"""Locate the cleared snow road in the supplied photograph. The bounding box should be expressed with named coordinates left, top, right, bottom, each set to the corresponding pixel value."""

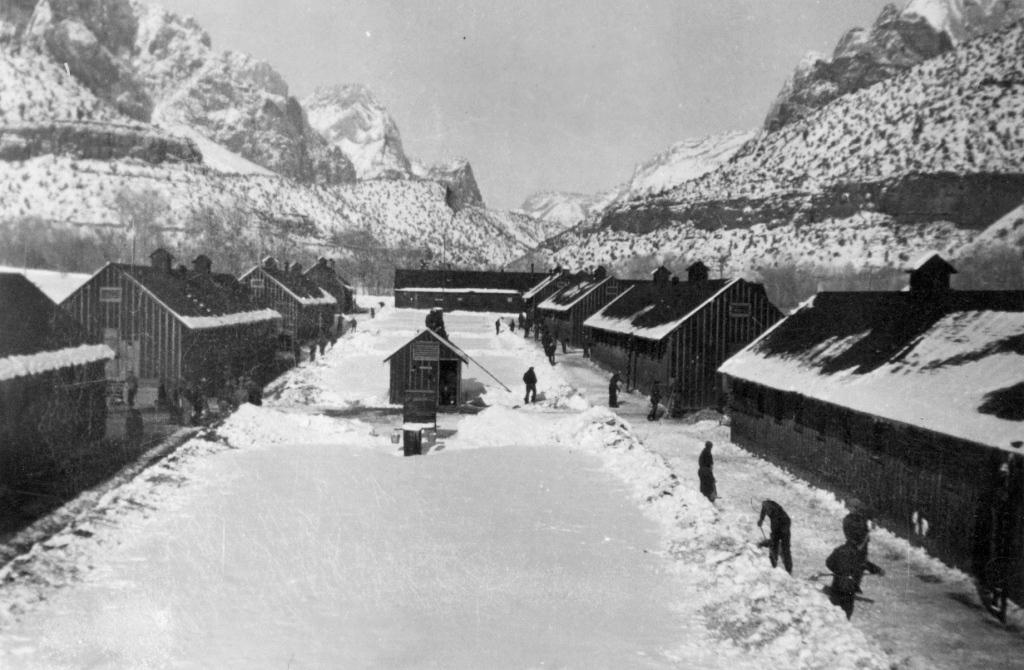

left=0, top=419, right=727, bottom=668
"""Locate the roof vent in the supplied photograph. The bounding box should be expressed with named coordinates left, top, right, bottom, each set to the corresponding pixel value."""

left=193, top=254, right=212, bottom=275
left=149, top=248, right=173, bottom=273
left=262, top=255, right=277, bottom=270
left=593, top=265, right=607, bottom=280
left=905, top=252, right=956, bottom=293
left=687, top=261, right=709, bottom=282
left=651, top=265, right=671, bottom=288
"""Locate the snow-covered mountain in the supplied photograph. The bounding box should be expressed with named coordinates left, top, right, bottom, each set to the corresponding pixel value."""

left=410, top=157, right=484, bottom=209
left=516, top=191, right=617, bottom=231
left=622, top=131, right=756, bottom=198
left=304, top=84, right=411, bottom=181
left=0, top=0, right=355, bottom=184
left=544, top=20, right=1024, bottom=278
left=765, top=0, right=1024, bottom=131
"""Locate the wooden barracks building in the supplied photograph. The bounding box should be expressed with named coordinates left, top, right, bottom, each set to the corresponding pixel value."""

left=584, top=262, right=781, bottom=407
left=240, top=257, right=337, bottom=343
left=536, top=266, right=623, bottom=348
left=393, top=268, right=547, bottom=312
left=62, top=249, right=282, bottom=397
left=718, top=253, right=1024, bottom=603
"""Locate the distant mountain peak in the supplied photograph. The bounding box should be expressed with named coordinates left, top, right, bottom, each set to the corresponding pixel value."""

left=303, top=84, right=411, bottom=180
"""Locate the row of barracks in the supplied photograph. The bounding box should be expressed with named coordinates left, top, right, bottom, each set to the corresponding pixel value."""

left=60, top=249, right=356, bottom=402
left=394, top=262, right=781, bottom=412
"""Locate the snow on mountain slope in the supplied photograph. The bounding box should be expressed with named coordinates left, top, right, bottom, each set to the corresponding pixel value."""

left=0, top=47, right=127, bottom=123
left=516, top=191, right=615, bottom=231
left=904, top=0, right=1024, bottom=43
left=411, top=157, right=484, bottom=208
left=304, top=84, right=411, bottom=180
left=623, top=130, right=755, bottom=198
left=671, top=22, right=1024, bottom=204
left=159, top=122, right=274, bottom=176
left=0, top=155, right=531, bottom=270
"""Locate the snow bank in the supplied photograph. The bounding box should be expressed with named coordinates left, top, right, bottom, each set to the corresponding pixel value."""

left=0, top=344, right=113, bottom=382
left=210, top=403, right=377, bottom=449
left=549, top=408, right=894, bottom=670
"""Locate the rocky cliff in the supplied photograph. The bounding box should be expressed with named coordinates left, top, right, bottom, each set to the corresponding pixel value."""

left=5, top=0, right=355, bottom=184
left=765, top=0, right=1024, bottom=131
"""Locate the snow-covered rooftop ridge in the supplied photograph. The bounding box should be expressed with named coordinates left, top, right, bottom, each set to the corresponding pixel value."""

left=0, top=343, right=114, bottom=382
left=0, top=265, right=90, bottom=303
left=393, top=287, right=520, bottom=295
left=719, top=294, right=1024, bottom=451
left=178, top=308, right=281, bottom=329
left=522, top=273, right=562, bottom=300
left=584, top=280, right=739, bottom=341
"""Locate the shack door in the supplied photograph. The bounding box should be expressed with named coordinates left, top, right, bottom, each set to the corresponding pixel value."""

left=438, top=360, right=459, bottom=406
left=409, top=340, right=440, bottom=401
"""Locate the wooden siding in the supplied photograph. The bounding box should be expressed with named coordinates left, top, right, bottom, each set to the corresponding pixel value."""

left=387, top=332, right=464, bottom=405
left=587, top=279, right=781, bottom=407
left=0, top=359, right=107, bottom=486
left=243, top=268, right=332, bottom=342
left=61, top=264, right=184, bottom=383
left=394, top=290, right=522, bottom=313
left=539, top=279, right=622, bottom=348
left=726, top=378, right=1024, bottom=605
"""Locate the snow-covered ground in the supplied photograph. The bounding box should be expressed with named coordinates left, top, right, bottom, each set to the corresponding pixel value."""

left=0, top=306, right=1021, bottom=668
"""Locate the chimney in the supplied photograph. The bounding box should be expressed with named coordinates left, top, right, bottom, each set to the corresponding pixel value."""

left=192, top=254, right=212, bottom=275
left=316, top=256, right=329, bottom=269
left=906, top=252, right=956, bottom=293
left=687, top=261, right=709, bottom=282
left=290, top=261, right=303, bottom=275
left=651, top=265, right=670, bottom=289
left=149, top=248, right=173, bottom=273
left=262, top=255, right=277, bottom=270
left=593, top=265, right=607, bottom=281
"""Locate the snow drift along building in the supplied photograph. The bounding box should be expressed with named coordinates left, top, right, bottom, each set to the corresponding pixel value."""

left=62, top=249, right=281, bottom=398
left=585, top=262, right=781, bottom=407
left=1, top=273, right=113, bottom=486
left=718, top=253, right=1024, bottom=604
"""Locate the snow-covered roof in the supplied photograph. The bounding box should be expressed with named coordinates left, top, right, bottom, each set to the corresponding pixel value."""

left=584, top=279, right=735, bottom=341
left=241, top=264, right=337, bottom=306
left=719, top=290, right=1024, bottom=452
left=537, top=277, right=610, bottom=313
left=0, top=265, right=90, bottom=303
left=522, top=273, right=561, bottom=300
left=382, top=328, right=469, bottom=364
left=0, top=343, right=114, bottom=383
left=394, top=287, right=520, bottom=295
left=179, top=309, right=282, bottom=329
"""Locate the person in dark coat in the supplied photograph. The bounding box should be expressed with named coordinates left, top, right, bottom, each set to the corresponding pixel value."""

left=522, top=366, right=538, bottom=404
left=125, top=370, right=138, bottom=407
left=523, top=318, right=532, bottom=338
left=757, top=499, right=793, bottom=574
left=971, top=459, right=1014, bottom=621
left=647, top=381, right=662, bottom=421
left=495, top=318, right=501, bottom=335
left=698, top=441, right=717, bottom=502
left=318, top=332, right=327, bottom=356
left=508, top=317, right=515, bottom=333
left=544, top=340, right=556, bottom=365
left=826, top=538, right=884, bottom=619
left=842, top=503, right=875, bottom=593
left=309, top=341, right=317, bottom=362
left=608, top=372, right=621, bottom=408
left=125, top=408, right=144, bottom=447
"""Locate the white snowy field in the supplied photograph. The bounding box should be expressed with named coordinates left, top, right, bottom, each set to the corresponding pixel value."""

left=0, top=305, right=1020, bottom=668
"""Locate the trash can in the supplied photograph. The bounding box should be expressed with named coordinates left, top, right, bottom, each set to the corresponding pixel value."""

left=403, top=428, right=422, bottom=457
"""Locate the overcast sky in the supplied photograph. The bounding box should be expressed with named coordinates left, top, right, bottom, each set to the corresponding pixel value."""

left=157, top=0, right=894, bottom=209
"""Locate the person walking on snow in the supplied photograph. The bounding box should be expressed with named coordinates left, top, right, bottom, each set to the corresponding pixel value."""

left=825, top=538, right=884, bottom=619
left=522, top=366, right=537, bottom=404
left=757, top=499, right=793, bottom=574
left=608, top=372, right=621, bottom=408
left=495, top=318, right=501, bottom=335
left=698, top=441, right=717, bottom=502
left=647, top=381, right=662, bottom=421
left=842, top=502, right=876, bottom=594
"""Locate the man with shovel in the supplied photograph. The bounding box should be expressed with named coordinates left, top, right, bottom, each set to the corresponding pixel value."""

left=757, top=499, right=792, bottom=574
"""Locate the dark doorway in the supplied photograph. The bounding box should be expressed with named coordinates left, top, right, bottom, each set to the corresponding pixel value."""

left=438, top=360, right=459, bottom=406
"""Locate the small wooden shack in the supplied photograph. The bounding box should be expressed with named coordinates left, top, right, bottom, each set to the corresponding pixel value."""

left=584, top=262, right=781, bottom=405
left=1, top=273, right=113, bottom=485
left=718, top=253, right=1024, bottom=604
left=384, top=329, right=468, bottom=408
left=240, top=257, right=337, bottom=343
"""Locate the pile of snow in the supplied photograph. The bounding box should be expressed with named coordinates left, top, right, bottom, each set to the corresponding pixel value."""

left=213, top=402, right=378, bottom=449
left=548, top=408, right=892, bottom=669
